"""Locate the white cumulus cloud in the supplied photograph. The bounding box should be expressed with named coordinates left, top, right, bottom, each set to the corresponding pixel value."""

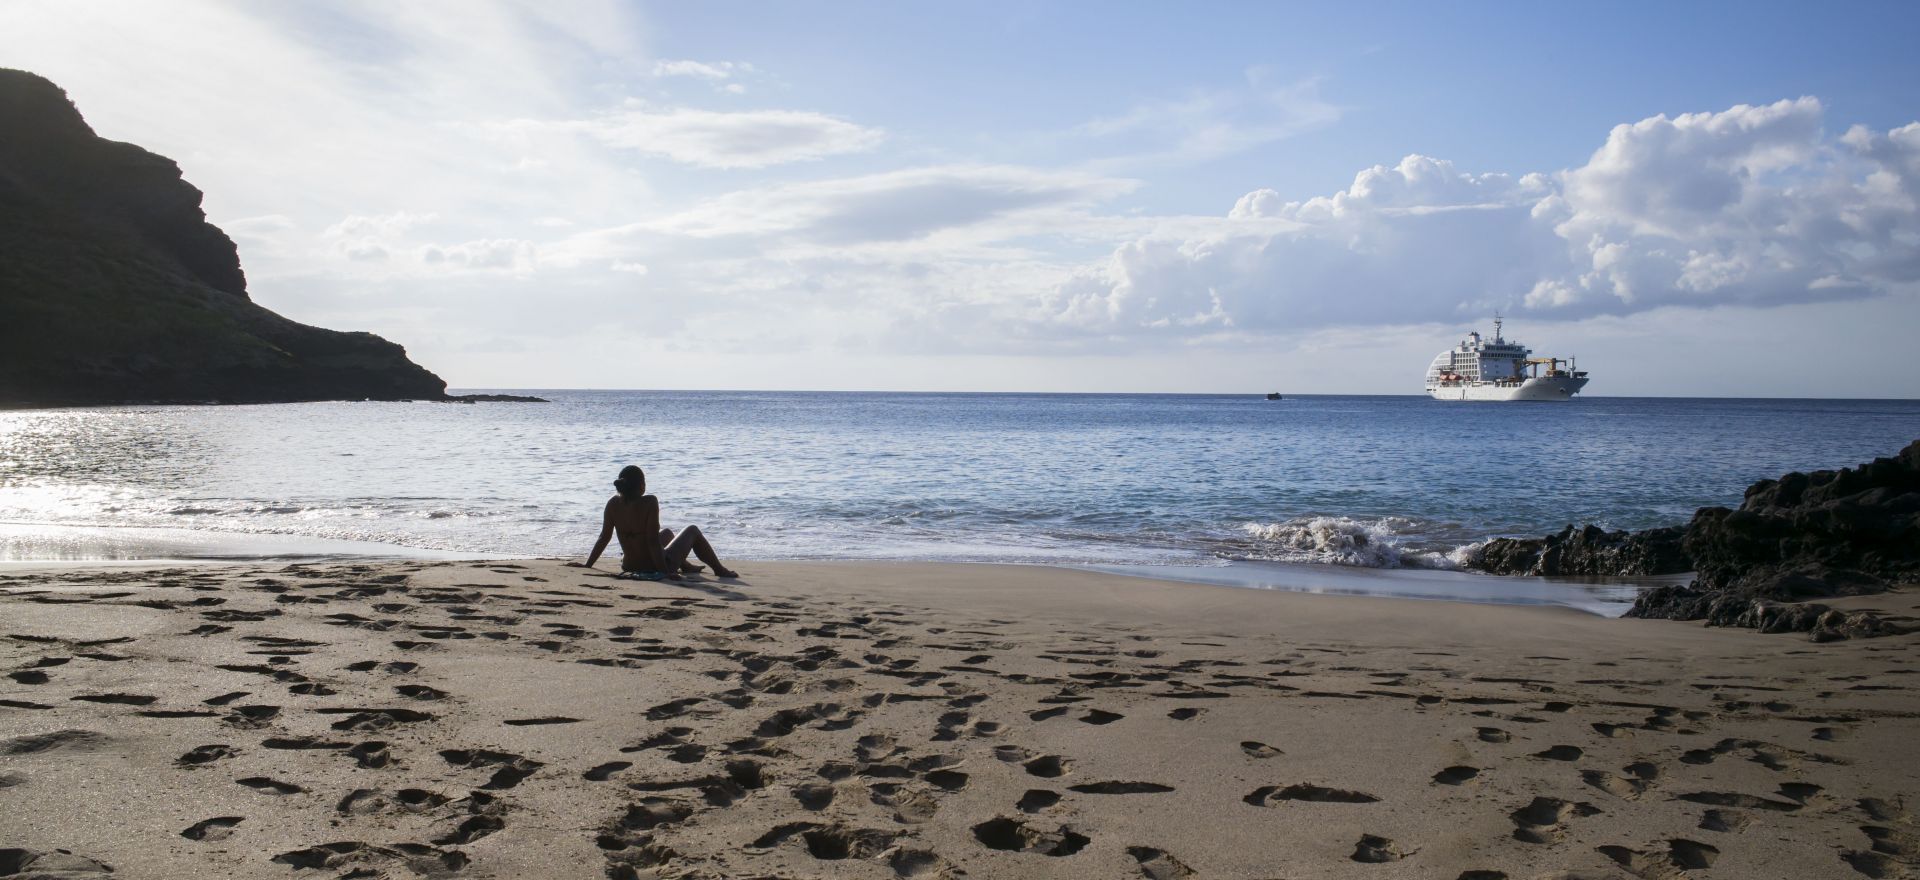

left=1045, top=98, right=1920, bottom=339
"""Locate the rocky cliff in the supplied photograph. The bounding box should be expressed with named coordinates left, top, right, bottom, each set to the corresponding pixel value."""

left=0, top=68, right=451, bottom=406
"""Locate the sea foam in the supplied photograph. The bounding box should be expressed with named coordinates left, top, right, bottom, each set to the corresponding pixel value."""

left=1238, top=517, right=1468, bottom=570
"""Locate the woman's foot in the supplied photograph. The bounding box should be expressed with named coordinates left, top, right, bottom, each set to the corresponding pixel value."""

left=712, top=567, right=740, bottom=579
left=680, top=562, right=705, bottom=575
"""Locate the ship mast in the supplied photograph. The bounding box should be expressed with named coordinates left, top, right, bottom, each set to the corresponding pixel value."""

left=1493, top=313, right=1503, bottom=342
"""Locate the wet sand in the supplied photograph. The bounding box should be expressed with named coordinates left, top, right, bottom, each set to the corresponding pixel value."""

left=1, top=560, right=1916, bottom=879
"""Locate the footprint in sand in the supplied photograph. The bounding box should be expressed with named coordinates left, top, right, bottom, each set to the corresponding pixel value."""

left=237, top=776, right=304, bottom=795
left=1022, top=755, right=1070, bottom=778
left=584, top=761, right=631, bottom=782
left=1509, top=796, right=1601, bottom=844
left=440, top=748, right=543, bottom=789
left=176, top=744, right=237, bottom=767
left=271, top=842, right=467, bottom=875
left=0, top=849, right=114, bottom=877
left=1350, top=834, right=1414, bottom=863
left=224, top=705, right=281, bottom=728
left=432, top=814, right=505, bottom=846
left=791, top=782, right=836, bottom=810
left=1, top=730, right=110, bottom=756
left=757, top=823, right=901, bottom=861
left=1246, top=784, right=1379, bottom=806
left=1127, top=846, right=1197, bottom=879
left=344, top=741, right=392, bottom=769
left=972, top=817, right=1089, bottom=857
left=1597, top=839, right=1720, bottom=877
left=71, top=693, right=157, bottom=706
left=165, top=811, right=241, bottom=844
left=870, top=783, right=939, bottom=823
left=1070, top=781, right=1175, bottom=795
left=1017, top=789, right=1062, bottom=813
left=925, top=769, right=970, bottom=792
left=336, top=788, right=451, bottom=815
left=318, top=707, right=432, bottom=732
left=1167, top=707, right=1204, bottom=721
left=1697, top=809, right=1750, bottom=833
left=887, top=847, right=959, bottom=879
left=1241, top=741, right=1282, bottom=758
left=1582, top=762, right=1661, bottom=800
left=1431, top=766, right=1480, bottom=785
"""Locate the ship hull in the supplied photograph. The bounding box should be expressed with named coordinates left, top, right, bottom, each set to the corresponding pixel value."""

left=1426, top=376, right=1588, bottom=401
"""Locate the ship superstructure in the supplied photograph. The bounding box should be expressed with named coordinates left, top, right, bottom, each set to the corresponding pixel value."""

left=1424, top=317, right=1588, bottom=401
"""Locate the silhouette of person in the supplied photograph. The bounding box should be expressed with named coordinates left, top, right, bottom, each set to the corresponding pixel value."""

left=569, top=465, right=738, bottom=579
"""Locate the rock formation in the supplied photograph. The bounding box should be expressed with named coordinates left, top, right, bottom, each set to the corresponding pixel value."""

left=0, top=68, right=454, bottom=406
left=1471, top=524, right=1689, bottom=578
left=1471, top=439, right=1920, bottom=640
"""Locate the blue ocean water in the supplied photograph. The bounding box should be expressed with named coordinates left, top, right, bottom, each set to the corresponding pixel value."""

left=4, top=392, right=1916, bottom=572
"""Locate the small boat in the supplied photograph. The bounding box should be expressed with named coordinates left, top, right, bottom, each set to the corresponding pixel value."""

left=1265, top=392, right=1283, bottom=401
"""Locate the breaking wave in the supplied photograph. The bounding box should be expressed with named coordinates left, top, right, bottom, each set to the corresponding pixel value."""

left=1235, top=517, right=1481, bottom=570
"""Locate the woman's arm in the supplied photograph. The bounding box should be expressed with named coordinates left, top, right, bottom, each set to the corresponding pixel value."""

left=581, top=521, right=614, bottom=567
left=572, top=499, right=616, bottom=568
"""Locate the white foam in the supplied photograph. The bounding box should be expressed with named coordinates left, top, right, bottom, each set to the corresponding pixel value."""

left=1237, top=517, right=1466, bottom=570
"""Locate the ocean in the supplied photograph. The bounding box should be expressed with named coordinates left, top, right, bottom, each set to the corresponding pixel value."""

left=3, top=392, right=1916, bottom=613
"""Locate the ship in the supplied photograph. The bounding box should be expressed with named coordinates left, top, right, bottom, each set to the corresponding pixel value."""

left=1424, top=316, right=1588, bottom=401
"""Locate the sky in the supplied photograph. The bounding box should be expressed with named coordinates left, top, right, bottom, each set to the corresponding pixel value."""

left=3, top=1, right=1918, bottom=397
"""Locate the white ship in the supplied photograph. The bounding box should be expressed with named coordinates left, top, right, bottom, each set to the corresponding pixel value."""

left=1425, top=317, right=1588, bottom=401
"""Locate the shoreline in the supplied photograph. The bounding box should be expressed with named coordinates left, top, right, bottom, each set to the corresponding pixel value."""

left=1, top=558, right=1913, bottom=878
left=0, top=522, right=1669, bottom=616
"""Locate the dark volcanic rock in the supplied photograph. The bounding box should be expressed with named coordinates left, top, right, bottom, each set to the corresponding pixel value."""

left=447, top=393, right=550, bottom=403
left=1474, top=440, right=1920, bottom=641
left=1680, top=441, right=1920, bottom=592
left=0, top=68, right=450, bottom=407
left=1625, top=439, right=1920, bottom=638
left=1473, top=524, right=1689, bottom=577
left=1628, top=584, right=1903, bottom=642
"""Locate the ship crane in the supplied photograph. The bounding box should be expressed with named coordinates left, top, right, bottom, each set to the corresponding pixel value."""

left=1524, top=356, right=1567, bottom=378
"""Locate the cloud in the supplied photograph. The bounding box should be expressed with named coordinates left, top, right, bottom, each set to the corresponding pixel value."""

left=325, top=211, right=439, bottom=239
left=1080, top=71, right=1342, bottom=165
left=651, top=59, right=754, bottom=80
left=420, top=239, right=538, bottom=275
left=1045, top=99, right=1920, bottom=339
left=322, top=211, right=439, bottom=263
left=650, top=59, right=758, bottom=95
left=634, top=164, right=1138, bottom=242
left=520, top=105, right=883, bottom=169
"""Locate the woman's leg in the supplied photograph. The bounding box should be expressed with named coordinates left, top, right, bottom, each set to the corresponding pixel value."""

left=659, top=528, right=701, bottom=573
left=661, top=525, right=736, bottom=576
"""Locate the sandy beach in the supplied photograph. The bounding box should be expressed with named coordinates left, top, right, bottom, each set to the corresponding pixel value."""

left=2, top=559, right=1916, bottom=879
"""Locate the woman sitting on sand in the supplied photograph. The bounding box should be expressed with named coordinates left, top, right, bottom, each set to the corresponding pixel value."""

left=569, top=465, right=738, bottom=579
